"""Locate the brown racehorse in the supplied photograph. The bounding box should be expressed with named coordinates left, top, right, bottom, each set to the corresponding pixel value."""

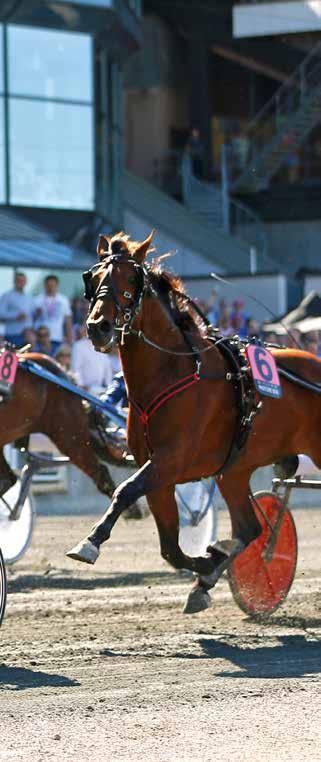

left=67, top=232, right=321, bottom=613
left=0, top=352, right=125, bottom=501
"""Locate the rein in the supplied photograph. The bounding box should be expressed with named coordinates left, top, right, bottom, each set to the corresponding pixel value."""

left=18, top=358, right=127, bottom=428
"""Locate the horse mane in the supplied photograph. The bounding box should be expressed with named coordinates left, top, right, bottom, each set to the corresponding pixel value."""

left=148, top=265, right=207, bottom=336
left=107, top=232, right=208, bottom=336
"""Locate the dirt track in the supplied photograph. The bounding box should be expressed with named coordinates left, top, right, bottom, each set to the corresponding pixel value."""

left=1, top=507, right=321, bottom=762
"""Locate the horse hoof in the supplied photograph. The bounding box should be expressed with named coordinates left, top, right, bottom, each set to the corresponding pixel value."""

left=66, top=539, right=99, bottom=565
left=183, top=586, right=212, bottom=615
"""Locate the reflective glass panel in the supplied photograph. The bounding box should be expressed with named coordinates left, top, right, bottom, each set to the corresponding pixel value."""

left=0, top=26, right=3, bottom=93
left=0, top=97, right=5, bottom=203
left=9, top=99, right=94, bottom=209
left=8, top=25, right=92, bottom=102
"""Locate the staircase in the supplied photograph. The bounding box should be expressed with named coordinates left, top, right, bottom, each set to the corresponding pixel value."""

left=232, top=42, right=321, bottom=192
left=123, top=170, right=275, bottom=274
left=181, top=154, right=269, bottom=262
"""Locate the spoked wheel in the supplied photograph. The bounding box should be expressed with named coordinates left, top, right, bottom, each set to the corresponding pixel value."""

left=228, top=491, right=298, bottom=619
left=177, top=479, right=217, bottom=556
left=0, top=480, right=36, bottom=564
left=0, top=548, right=7, bottom=626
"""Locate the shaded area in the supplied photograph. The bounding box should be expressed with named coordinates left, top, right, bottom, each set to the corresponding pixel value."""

left=263, top=614, right=321, bottom=631
left=99, top=633, right=321, bottom=680
left=0, top=664, right=79, bottom=691
left=8, top=569, right=179, bottom=593
left=200, top=634, right=321, bottom=679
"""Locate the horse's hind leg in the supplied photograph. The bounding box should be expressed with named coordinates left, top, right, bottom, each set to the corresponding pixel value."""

left=0, top=447, right=17, bottom=498
left=218, top=467, right=262, bottom=546
left=147, top=486, right=226, bottom=614
left=186, top=467, right=262, bottom=611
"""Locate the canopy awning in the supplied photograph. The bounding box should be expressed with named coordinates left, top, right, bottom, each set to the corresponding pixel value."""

left=0, top=207, right=96, bottom=270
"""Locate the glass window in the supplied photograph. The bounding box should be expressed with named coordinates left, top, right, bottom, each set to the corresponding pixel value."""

left=9, top=99, right=94, bottom=209
left=8, top=25, right=93, bottom=102
left=0, top=26, right=4, bottom=94
left=0, top=97, right=5, bottom=203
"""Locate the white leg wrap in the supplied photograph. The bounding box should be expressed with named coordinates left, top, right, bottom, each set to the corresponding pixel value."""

left=66, top=539, right=100, bottom=564
left=296, top=455, right=321, bottom=477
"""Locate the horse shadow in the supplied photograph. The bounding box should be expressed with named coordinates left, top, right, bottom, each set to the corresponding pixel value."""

left=0, top=664, right=79, bottom=691
left=8, top=569, right=177, bottom=594
left=199, top=633, right=321, bottom=679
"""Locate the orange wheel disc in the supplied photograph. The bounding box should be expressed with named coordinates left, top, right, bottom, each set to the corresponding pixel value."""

left=228, top=491, right=298, bottom=619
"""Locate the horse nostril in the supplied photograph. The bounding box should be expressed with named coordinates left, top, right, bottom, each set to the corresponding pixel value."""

left=87, top=319, right=112, bottom=340
left=87, top=322, right=96, bottom=339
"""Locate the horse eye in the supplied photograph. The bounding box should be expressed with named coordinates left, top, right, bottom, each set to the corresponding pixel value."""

left=128, top=276, right=136, bottom=285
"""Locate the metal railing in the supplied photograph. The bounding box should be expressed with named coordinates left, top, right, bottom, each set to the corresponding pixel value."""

left=181, top=153, right=268, bottom=259
left=231, top=42, right=321, bottom=188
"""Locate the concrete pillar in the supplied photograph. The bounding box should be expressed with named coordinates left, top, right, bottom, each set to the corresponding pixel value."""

left=187, top=37, right=212, bottom=174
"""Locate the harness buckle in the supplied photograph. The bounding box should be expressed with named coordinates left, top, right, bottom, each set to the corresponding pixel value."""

left=120, top=322, right=131, bottom=346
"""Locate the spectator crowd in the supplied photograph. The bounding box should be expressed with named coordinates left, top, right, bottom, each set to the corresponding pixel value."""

left=0, top=273, right=320, bottom=400
left=200, top=288, right=321, bottom=356
left=0, top=271, right=120, bottom=394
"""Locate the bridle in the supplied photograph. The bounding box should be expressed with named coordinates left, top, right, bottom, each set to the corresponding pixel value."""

left=83, top=252, right=221, bottom=357
left=83, top=251, right=261, bottom=475
left=83, top=253, right=149, bottom=346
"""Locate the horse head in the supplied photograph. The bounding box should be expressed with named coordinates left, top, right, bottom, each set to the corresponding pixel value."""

left=84, top=231, right=154, bottom=352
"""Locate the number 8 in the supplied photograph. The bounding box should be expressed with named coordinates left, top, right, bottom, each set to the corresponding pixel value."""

left=1, top=352, right=14, bottom=381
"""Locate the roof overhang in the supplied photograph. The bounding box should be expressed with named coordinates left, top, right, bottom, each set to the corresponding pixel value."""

left=0, top=0, right=142, bottom=56
left=233, top=2, right=321, bottom=38
left=0, top=207, right=96, bottom=270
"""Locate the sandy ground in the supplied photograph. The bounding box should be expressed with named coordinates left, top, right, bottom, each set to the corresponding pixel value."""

left=1, top=507, right=321, bottom=762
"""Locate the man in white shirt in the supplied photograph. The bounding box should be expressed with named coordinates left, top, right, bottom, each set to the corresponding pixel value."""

left=0, top=271, right=33, bottom=346
left=72, top=323, right=113, bottom=394
left=34, top=274, right=73, bottom=353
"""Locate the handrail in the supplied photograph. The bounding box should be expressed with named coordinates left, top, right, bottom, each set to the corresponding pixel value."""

left=181, top=153, right=267, bottom=258
left=229, top=41, right=321, bottom=188
left=245, top=41, right=321, bottom=139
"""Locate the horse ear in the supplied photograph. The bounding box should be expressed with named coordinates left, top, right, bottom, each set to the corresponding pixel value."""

left=97, top=234, right=110, bottom=258
left=134, top=230, right=155, bottom=264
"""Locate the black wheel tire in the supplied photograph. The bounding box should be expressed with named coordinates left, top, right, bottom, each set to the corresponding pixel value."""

left=0, top=548, right=7, bottom=627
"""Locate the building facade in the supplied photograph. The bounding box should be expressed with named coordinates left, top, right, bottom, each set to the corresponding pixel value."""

left=0, top=0, right=142, bottom=292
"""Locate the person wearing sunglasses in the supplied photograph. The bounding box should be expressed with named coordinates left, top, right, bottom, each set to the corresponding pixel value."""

left=35, top=325, right=55, bottom=356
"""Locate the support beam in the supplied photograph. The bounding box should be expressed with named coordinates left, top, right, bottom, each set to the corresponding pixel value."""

left=187, top=37, right=212, bottom=171
left=211, top=44, right=290, bottom=83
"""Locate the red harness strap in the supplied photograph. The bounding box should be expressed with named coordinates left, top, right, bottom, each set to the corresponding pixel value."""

left=129, top=372, right=200, bottom=454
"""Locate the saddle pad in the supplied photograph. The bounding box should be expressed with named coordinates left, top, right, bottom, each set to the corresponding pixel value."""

left=247, top=344, right=282, bottom=399
left=0, top=349, right=18, bottom=397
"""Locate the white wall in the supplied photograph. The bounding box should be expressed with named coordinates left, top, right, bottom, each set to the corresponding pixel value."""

left=184, top=273, right=287, bottom=323
left=233, top=1, right=321, bottom=38
left=266, top=220, right=321, bottom=276
left=303, top=273, right=321, bottom=295
left=124, top=208, right=225, bottom=276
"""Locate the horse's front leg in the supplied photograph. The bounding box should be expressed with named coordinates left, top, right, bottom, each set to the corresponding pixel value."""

left=67, top=459, right=154, bottom=563
left=67, top=462, right=228, bottom=583
left=185, top=467, right=262, bottom=613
